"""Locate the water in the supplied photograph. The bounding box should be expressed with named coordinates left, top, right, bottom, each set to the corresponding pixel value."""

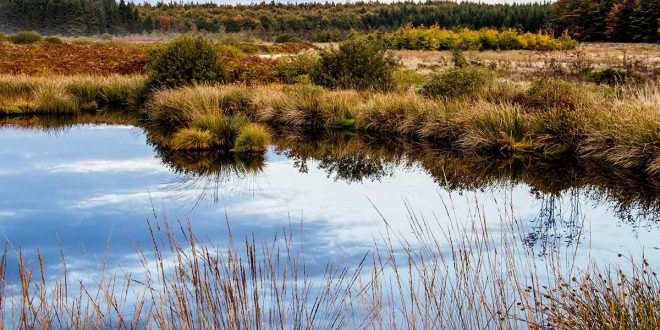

left=0, top=122, right=658, bottom=282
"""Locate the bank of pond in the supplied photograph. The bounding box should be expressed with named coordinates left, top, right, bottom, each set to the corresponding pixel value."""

left=1, top=75, right=658, bottom=177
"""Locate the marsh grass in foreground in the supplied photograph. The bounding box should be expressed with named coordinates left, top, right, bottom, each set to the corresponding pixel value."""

left=0, top=203, right=657, bottom=329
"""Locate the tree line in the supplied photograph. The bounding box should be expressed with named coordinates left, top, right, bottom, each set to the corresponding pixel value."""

left=0, top=0, right=156, bottom=35
left=139, top=1, right=552, bottom=41
left=0, top=0, right=657, bottom=42
left=552, top=0, right=659, bottom=42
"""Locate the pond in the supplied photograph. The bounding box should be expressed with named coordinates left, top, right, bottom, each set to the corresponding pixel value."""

left=0, top=120, right=658, bottom=284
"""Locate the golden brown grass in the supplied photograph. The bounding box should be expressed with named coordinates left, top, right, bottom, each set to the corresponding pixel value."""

left=0, top=75, right=146, bottom=115
left=393, top=43, right=660, bottom=79
left=147, top=80, right=660, bottom=174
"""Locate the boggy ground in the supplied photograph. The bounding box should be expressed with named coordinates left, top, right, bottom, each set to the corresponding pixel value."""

left=0, top=73, right=658, bottom=175
left=0, top=40, right=314, bottom=76
left=146, top=81, right=660, bottom=176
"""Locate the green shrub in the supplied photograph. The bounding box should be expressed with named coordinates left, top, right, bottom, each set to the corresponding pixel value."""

left=311, top=38, right=397, bottom=91
left=451, top=49, right=469, bottom=68
left=275, top=34, right=302, bottom=43
left=585, top=68, right=626, bottom=86
left=392, top=69, right=428, bottom=91
left=421, top=67, right=493, bottom=99
left=233, top=123, right=271, bottom=153
left=42, top=36, right=64, bottom=44
left=9, top=31, right=42, bottom=44
left=0, top=33, right=6, bottom=42
left=276, top=53, right=318, bottom=84
left=521, top=78, right=579, bottom=111
left=146, top=35, right=225, bottom=88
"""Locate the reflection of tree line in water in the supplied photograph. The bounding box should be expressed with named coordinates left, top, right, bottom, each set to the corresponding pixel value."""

left=2, top=114, right=658, bottom=251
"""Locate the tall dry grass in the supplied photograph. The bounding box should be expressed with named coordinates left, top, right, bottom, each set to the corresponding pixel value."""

left=0, top=202, right=656, bottom=329
left=0, top=75, right=146, bottom=115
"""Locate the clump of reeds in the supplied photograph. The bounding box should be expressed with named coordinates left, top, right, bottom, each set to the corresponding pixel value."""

left=147, top=85, right=256, bottom=126
left=233, top=123, right=271, bottom=153
left=32, top=82, right=79, bottom=113
left=540, top=261, right=660, bottom=329
left=171, top=127, right=215, bottom=150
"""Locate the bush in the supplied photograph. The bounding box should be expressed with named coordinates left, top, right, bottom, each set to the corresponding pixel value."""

left=311, top=38, right=397, bottom=91
left=146, top=35, right=225, bottom=88
left=392, top=69, right=428, bottom=91
left=451, top=49, right=469, bottom=68
left=585, top=68, right=626, bottom=86
left=520, top=78, right=579, bottom=111
left=233, top=123, right=271, bottom=154
left=42, top=36, right=64, bottom=44
left=9, top=31, right=42, bottom=44
left=275, top=34, right=302, bottom=43
left=0, top=33, right=6, bottom=42
left=276, top=53, right=317, bottom=84
left=421, top=67, right=493, bottom=99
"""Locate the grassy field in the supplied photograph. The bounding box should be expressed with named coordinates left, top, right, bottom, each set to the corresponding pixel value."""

left=393, top=43, right=660, bottom=78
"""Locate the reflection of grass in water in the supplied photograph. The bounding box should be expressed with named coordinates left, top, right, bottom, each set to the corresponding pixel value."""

left=155, top=146, right=266, bottom=208
left=0, top=112, right=140, bottom=134
left=0, top=203, right=657, bottom=329
left=3, top=117, right=658, bottom=244
left=272, top=130, right=660, bottom=245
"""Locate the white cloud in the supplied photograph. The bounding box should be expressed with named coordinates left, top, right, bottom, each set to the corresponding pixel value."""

left=48, top=158, right=167, bottom=174
left=74, top=191, right=176, bottom=209
left=0, top=211, right=16, bottom=217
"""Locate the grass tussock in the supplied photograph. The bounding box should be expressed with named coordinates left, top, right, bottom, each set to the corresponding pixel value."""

left=233, top=123, right=271, bottom=153
left=171, top=128, right=215, bottom=150
left=421, top=66, right=494, bottom=99
left=147, top=85, right=257, bottom=127
left=542, top=262, right=660, bottom=329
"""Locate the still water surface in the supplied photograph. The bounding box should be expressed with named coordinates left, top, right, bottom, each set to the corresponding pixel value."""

left=0, top=123, right=658, bottom=279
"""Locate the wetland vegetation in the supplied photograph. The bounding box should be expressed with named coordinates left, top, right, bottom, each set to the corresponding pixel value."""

left=0, top=0, right=658, bottom=327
